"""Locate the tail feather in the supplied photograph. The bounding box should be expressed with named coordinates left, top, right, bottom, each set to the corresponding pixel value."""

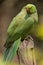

left=3, top=37, right=21, bottom=62
left=3, top=48, right=9, bottom=61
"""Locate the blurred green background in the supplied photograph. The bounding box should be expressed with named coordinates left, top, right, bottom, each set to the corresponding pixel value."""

left=0, top=0, right=43, bottom=65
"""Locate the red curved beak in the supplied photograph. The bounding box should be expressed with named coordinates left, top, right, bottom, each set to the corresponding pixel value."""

left=26, top=8, right=30, bottom=13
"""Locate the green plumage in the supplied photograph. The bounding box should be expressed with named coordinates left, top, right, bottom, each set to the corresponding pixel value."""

left=3, top=4, right=38, bottom=62
left=6, top=37, right=21, bottom=62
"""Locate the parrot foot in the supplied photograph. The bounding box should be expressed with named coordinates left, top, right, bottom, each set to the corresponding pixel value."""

left=25, top=35, right=33, bottom=41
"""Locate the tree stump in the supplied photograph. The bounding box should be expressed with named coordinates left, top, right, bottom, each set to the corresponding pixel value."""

left=14, top=37, right=36, bottom=65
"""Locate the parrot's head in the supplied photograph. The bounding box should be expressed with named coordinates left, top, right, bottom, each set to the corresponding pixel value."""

left=25, top=4, right=37, bottom=14
left=24, top=4, right=38, bottom=23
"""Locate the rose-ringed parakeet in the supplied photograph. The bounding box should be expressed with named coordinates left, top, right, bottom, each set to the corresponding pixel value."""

left=3, top=4, right=38, bottom=62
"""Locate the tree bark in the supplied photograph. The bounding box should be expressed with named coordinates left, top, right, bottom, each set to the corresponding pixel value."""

left=14, top=37, right=36, bottom=65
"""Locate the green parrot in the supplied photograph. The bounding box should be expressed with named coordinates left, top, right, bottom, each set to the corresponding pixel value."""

left=3, top=4, right=38, bottom=62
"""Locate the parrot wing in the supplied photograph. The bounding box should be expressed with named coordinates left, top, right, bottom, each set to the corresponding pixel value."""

left=7, top=9, right=26, bottom=36
left=5, top=17, right=34, bottom=48
left=5, top=17, right=35, bottom=48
